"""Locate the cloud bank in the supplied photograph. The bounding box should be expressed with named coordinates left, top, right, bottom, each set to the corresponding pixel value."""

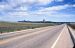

left=0, top=0, right=75, bottom=22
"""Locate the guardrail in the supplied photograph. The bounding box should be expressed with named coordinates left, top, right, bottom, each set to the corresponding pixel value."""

left=51, top=24, right=74, bottom=48
left=67, top=26, right=75, bottom=48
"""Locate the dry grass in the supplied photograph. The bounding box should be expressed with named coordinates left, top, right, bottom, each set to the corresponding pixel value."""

left=0, top=22, right=55, bottom=33
left=68, top=23, right=75, bottom=29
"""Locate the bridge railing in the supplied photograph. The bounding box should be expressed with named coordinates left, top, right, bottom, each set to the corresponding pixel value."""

left=68, top=26, right=75, bottom=48
left=52, top=25, right=74, bottom=48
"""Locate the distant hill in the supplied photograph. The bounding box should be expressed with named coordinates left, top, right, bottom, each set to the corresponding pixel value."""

left=18, top=20, right=75, bottom=24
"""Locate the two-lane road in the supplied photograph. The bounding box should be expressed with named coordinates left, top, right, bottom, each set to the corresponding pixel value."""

left=0, top=24, right=74, bottom=48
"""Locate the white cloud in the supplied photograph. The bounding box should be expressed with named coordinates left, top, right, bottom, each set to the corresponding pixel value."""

left=0, top=0, right=74, bottom=19
left=72, top=4, right=75, bottom=7
left=13, top=6, right=28, bottom=11
left=39, top=4, right=70, bottom=12
left=30, top=4, right=70, bottom=16
left=0, top=5, right=5, bottom=9
left=0, top=0, right=57, bottom=13
left=0, top=4, right=7, bottom=8
left=55, top=0, right=63, bottom=2
left=7, top=0, right=52, bottom=6
left=38, top=0, right=53, bottom=4
left=5, top=4, right=71, bottom=17
left=7, top=11, right=29, bottom=16
left=25, top=4, right=73, bottom=18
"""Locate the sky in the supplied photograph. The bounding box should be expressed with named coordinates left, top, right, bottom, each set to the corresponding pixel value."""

left=0, top=0, right=75, bottom=22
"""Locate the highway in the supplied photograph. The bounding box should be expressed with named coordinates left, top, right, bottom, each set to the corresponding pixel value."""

left=0, top=24, right=75, bottom=48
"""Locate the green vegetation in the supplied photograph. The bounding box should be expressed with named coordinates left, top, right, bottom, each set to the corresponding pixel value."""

left=0, top=22, right=56, bottom=33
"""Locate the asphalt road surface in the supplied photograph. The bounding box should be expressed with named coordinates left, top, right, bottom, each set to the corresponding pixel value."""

left=0, top=24, right=74, bottom=48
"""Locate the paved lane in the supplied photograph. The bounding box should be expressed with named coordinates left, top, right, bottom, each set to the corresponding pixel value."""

left=0, top=24, right=74, bottom=48
left=0, top=26, right=54, bottom=40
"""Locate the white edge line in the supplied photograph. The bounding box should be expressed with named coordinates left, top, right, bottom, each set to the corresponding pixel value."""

left=51, top=26, right=65, bottom=48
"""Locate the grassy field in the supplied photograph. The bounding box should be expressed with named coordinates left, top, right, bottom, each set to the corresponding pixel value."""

left=0, top=22, right=56, bottom=33
left=68, top=23, right=75, bottom=29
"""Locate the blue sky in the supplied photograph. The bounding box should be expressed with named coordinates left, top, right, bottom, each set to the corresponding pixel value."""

left=0, top=0, right=75, bottom=22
